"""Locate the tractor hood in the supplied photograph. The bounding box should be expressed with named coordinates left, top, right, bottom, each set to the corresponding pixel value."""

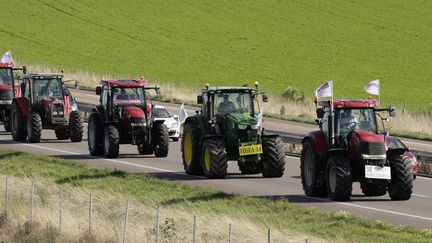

left=227, top=113, right=258, bottom=126
left=352, top=130, right=384, bottom=143
left=124, top=106, right=145, bottom=118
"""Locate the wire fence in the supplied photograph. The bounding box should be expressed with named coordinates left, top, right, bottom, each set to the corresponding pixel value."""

left=0, top=175, right=312, bottom=243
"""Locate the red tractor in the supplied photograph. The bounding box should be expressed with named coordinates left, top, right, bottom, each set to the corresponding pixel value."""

left=88, top=79, right=169, bottom=158
left=301, top=100, right=418, bottom=201
left=9, top=73, right=83, bottom=143
left=0, top=63, right=26, bottom=132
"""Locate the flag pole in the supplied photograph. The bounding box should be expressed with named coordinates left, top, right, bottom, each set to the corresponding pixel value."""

left=378, top=80, right=381, bottom=107
left=330, top=80, right=335, bottom=146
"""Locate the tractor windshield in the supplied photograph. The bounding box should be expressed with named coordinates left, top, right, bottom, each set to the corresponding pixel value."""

left=336, top=108, right=377, bottom=134
left=0, top=68, right=13, bottom=85
left=113, top=87, right=145, bottom=106
left=33, top=78, right=63, bottom=100
left=214, top=91, right=253, bottom=116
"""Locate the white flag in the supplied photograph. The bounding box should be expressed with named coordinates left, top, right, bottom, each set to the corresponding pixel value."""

left=256, top=107, right=264, bottom=134
left=364, top=79, right=380, bottom=96
left=315, top=80, right=333, bottom=100
left=177, top=103, right=188, bottom=128
left=1, top=51, right=14, bottom=65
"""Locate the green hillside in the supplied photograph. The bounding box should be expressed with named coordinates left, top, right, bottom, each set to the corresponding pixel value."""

left=1, top=0, right=431, bottom=109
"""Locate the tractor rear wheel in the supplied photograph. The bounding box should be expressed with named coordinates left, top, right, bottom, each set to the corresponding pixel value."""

left=360, top=179, right=388, bottom=196
left=388, top=156, right=413, bottom=200
left=301, top=140, right=327, bottom=197
left=27, top=112, right=42, bottom=143
left=69, top=111, right=83, bottom=142
left=103, top=125, right=119, bottom=158
left=10, top=102, right=27, bottom=141
left=152, top=123, right=169, bottom=157
left=326, top=155, right=352, bottom=201
left=262, top=136, right=285, bottom=178
left=201, top=138, right=228, bottom=179
left=181, top=122, right=203, bottom=175
left=88, top=113, right=103, bottom=156
left=55, top=127, right=70, bottom=140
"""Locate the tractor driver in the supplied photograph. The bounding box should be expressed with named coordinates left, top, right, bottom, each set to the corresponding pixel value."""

left=217, top=94, right=236, bottom=115
left=116, top=88, right=129, bottom=101
left=338, top=109, right=358, bottom=147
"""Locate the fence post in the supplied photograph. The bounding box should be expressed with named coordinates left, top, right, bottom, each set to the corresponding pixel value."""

left=156, top=206, right=160, bottom=243
left=4, top=176, right=8, bottom=218
left=192, top=215, right=196, bottom=243
left=59, top=188, right=63, bottom=235
left=228, top=223, right=232, bottom=243
left=267, top=228, right=272, bottom=243
left=30, top=181, right=35, bottom=222
left=122, top=201, right=130, bottom=243
left=89, top=193, right=93, bottom=235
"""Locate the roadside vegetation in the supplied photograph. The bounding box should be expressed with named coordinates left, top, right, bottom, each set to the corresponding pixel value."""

left=0, top=148, right=431, bottom=242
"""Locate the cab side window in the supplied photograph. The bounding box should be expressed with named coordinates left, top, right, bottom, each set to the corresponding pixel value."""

left=102, top=86, right=108, bottom=107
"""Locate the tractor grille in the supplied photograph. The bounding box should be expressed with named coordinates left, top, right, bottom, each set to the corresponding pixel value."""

left=238, top=129, right=258, bottom=142
left=0, top=89, right=13, bottom=101
left=359, top=142, right=386, bottom=155
left=130, top=117, right=146, bottom=126
left=51, top=103, right=65, bottom=124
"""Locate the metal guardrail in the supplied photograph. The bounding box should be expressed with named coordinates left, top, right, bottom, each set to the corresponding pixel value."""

left=77, top=102, right=432, bottom=171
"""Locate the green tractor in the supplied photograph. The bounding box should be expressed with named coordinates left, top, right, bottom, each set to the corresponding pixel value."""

left=181, top=83, right=285, bottom=179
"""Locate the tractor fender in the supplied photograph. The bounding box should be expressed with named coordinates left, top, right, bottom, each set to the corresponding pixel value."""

left=92, top=105, right=105, bottom=120
left=184, top=115, right=207, bottom=135
left=13, top=97, right=29, bottom=117
left=387, top=147, right=407, bottom=158
left=302, top=130, right=328, bottom=157
left=153, top=119, right=165, bottom=125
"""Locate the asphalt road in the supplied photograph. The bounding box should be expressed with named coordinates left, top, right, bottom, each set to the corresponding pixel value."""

left=0, top=125, right=431, bottom=229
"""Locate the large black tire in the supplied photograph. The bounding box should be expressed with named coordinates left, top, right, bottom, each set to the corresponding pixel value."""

left=152, top=123, right=169, bottom=157
left=201, top=138, right=228, bottom=179
left=103, top=125, right=119, bottom=158
left=181, top=122, right=203, bottom=175
left=360, top=179, right=388, bottom=196
left=55, top=127, right=70, bottom=140
left=69, top=111, right=83, bottom=142
left=300, top=140, right=327, bottom=197
left=87, top=113, right=103, bottom=156
left=388, top=156, right=413, bottom=200
left=261, top=136, right=285, bottom=178
left=326, top=155, right=352, bottom=201
left=3, top=114, right=10, bottom=132
left=10, top=102, right=27, bottom=141
left=27, top=112, right=42, bottom=143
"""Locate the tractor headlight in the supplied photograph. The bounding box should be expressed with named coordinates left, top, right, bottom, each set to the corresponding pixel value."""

left=238, top=124, right=247, bottom=130
left=71, top=102, right=78, bottom=111
left=361, top=154, right=386, bottom=160
left=251, top=125, right=259, bottom=130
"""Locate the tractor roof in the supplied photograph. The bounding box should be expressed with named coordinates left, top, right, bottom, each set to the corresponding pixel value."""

left=202, top=86, right=254, bottom=93
left=100, top=79, right=148, bottom=88
left=319, top=99, right=379, bottom=109
left=0, top=63, right=13, bottom=68
left=24, top=73, right=63, bottom=79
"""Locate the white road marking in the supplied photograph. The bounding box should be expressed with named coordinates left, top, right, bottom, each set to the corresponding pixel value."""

left=418, top=176, right=432, bottom=181
left=303, top=195, right=432, bottom=222
left=403, top=141, right=432, bottom=147
left=412, top=193, right=430, bottom=198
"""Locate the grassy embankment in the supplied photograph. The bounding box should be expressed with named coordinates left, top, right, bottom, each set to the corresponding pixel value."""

left=0, top=148, right=431, bottom=242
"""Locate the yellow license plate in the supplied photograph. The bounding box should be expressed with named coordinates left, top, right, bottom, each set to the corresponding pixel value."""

left=239, top=144, right=263, bottom=156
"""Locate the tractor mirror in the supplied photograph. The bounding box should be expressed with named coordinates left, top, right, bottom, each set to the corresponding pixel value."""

left=95, top=86, right=102, bottom=95
left=262, top=94, right=269, bottom=102
left=22, top=66, right=27, bottom=74
left=155, top=86, right=161, bottom=95
left=20, top=82, right=26, bottom=93
left=389, top=106, right=396, bottom=117
left=197, top=95, right=203, bottom=104
left=316, top=108, right=324, bottom=118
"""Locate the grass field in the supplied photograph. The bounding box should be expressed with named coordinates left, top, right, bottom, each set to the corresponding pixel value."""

left=1, top=0, right=432, bottom=110
left=0, top=148, right=431, bottom=242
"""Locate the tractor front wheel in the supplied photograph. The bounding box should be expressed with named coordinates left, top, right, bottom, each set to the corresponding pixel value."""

left=262, top=136, right=285, bottom=178
left=10, top=102, right=27, bottom=141
left=69, top=111, right=83, bottom=142
left=301, top=140, right=327, bottom=197
left=27, top=112, right=42, bottom=143
left=181, top=122, right=203, bottom=175
left=55, top=127, right=70, bottom=140
left=103, top=125, right=119, bottom=158
left=152, top=123, right=169, bottom=157
left=388, top=156, right=413, bottom=200
left=360, top=179, right=388, bottom=196
left=201, top=138, right=228, bottom=179
left=88, top=113, right=103, bottom=156
left=326, top=155, right=352, bottom=201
